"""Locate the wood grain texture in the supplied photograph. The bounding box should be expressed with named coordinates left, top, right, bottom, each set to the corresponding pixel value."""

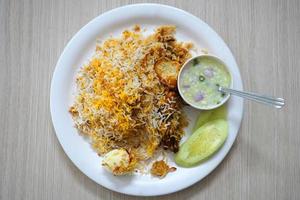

left=0, top=0, right=299, bottom=199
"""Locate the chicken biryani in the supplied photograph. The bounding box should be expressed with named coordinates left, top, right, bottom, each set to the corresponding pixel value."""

left=69, top=25, right=193, bottom=176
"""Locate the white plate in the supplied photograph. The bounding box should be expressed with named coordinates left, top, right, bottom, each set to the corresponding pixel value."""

left=50, top=4, right=243, bottom=196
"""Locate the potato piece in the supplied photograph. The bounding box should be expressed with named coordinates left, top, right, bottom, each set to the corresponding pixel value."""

left=102, top=149, right=131, bottom=175
left=154, top=60, right=180, bottom=88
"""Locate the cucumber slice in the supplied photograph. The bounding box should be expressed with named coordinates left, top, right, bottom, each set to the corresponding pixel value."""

left=175, top=119, right=228, bottom=167
left=192, top=111, right=212, bottom=132
left=193, top=104, right=227, bottom=132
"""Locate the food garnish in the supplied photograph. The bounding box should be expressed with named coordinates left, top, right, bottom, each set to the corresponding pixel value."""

left=175, top=119, right=228, bottom=167
left=193, top=104, right=227, bottom=131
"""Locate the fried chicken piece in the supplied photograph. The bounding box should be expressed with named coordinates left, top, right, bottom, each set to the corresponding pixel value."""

left=154, top=60, right=180, bottom=88
left=150, top=160, right=176, bottom=178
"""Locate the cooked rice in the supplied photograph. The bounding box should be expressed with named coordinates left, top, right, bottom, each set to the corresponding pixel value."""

left=69, top=25, right=192, bottom=170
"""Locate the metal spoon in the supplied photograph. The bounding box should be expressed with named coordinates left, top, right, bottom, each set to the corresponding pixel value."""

left=218, top=87, right=285, bottom=108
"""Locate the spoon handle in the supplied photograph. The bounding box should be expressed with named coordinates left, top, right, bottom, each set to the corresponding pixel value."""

left=219, top=87, right=285, bottom=108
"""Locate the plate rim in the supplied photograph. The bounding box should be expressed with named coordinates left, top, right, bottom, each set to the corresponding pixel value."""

left=50, top=3, right=244, bottom=196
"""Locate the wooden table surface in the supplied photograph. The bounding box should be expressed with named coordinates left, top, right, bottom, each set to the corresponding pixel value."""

left=1, top=0, right=299, bottom=199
